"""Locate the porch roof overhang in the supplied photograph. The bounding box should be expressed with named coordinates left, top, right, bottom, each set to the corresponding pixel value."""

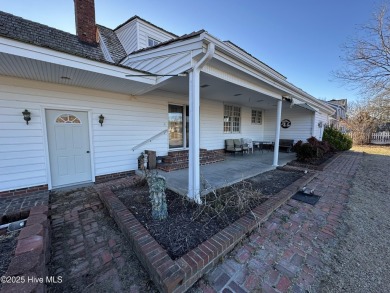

left=0, top=36, right=156, bottom=95
left=122, top=32, right=335, bottom=115
left=291, top=97, right=320, bottom=112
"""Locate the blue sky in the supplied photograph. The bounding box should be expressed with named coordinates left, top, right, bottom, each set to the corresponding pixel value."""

left=1, top=0, right=382, bottom=101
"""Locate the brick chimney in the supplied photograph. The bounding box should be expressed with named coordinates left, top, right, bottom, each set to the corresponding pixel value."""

left=74, top=0, right=97, bottom=45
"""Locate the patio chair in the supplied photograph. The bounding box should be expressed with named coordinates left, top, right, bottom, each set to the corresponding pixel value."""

left=225, top=139, right=245, bottom=155
left=241, top=138, right=254, bottom=154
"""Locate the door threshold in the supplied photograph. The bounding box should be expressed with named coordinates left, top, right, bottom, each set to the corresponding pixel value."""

left=168, top=148, right=189, bottom=152
left=51, top=181, right=93, bottom=192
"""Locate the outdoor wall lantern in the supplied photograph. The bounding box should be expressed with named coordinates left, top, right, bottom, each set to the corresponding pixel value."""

left=22, top=109, right=31, bottom=125
left=99, top=114, right=104, bottom=126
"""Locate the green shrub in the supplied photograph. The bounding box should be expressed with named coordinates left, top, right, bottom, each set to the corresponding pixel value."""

left=323, top=126, right=352, bottom=151
left=296, top=143, right=317, bottom=162
left=295, top=136, right=336, bottom=162
left=292, top=140, right=303, bottom=152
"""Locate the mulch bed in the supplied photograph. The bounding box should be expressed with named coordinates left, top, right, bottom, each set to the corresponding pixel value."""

left=115, top=169, right=304, bottom=259
left=288, top=152, right=337, bottom=168
left=0, top=231, right=19, bottom=281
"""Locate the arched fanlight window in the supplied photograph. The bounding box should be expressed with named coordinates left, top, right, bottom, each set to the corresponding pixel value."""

left=55, top=114, right=81, bottom=124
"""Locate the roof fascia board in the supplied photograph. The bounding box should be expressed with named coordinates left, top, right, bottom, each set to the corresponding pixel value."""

left=203, top=34, right=286, bottom=80
left=115, top=17, right=137, bottom=34
left=211, top=52, right=286, bottom=95
left=202, top=34, right=334, bottom=114
left=0, top=37, right=155, bottom=85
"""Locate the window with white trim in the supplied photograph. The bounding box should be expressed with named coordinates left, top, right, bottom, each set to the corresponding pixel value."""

left=224, top=105, right=241, bottom=133
left=148, top=37, right=160, bottom=47
left=251, top=109, right=262, bottom=125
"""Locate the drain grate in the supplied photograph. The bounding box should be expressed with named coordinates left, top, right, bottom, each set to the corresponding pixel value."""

left=292, top=190, right=320, bottom=205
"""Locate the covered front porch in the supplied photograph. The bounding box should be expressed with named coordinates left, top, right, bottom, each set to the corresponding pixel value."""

left=159, top=150, right=296, bottom=196
left=124, top=34, right=334, bottom=203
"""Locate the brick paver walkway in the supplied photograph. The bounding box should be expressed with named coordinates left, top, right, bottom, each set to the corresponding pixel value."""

left=0, top=152, right=362, bottom=293
left=48, top=187, right=157, bottom=292
left=194, top=151, right=362, bottom=292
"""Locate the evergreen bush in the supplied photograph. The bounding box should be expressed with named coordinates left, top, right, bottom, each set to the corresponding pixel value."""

left=323, top=126, right=352, bottom=151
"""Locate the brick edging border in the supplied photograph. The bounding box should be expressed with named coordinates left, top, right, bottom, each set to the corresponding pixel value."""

left=1, top=205, right=50, bottom=293
left=0, top=185, right=48, bottom=199
left=95, top=172, right=316, bottom=293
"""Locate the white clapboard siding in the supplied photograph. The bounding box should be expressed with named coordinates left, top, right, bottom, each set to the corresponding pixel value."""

left=0, top=98, right=47, bottom=191
left=313, top=111, right=329, bottom=140
left=263, top=105, right=314, bottom=143
left=115, top=18, right=175, bottom=55
left=2, top=75, right=324, bottom=192
left=115, top=20, right=138, bottom=54
left=137, top=21, right=175, bottom=50
left=0, top=77, right=169, bottom=191
left=240, top=107, right=265, bottom=142
left=201, top=102, right=264, bottom=150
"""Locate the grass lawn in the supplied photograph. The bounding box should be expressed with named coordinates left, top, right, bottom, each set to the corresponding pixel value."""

left=351, top=144, right=390, bottom=156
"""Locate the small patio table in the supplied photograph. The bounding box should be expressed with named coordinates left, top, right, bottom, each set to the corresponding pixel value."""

left=253, top=141, right=274, bottom=152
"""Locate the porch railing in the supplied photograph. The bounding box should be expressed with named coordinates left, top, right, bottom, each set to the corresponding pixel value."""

left=132, top=129, right=168, bottom=151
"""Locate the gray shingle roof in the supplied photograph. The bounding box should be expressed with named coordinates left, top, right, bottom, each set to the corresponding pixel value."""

left=0, top=11, right=107, bottom=62
left=97, top=24, right=127, bottom=64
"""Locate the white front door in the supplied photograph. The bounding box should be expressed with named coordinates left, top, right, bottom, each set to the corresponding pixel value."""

left=46, top=110, right=92, bottom=188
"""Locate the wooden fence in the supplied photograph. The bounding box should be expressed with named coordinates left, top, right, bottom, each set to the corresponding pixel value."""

left=371, top=131, right=390, bottom=144
left=347, top=131, right=390, bottom=145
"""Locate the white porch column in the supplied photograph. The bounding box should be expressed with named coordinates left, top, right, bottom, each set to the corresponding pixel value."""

left=188, top=43, right=215, bottom=203
left=188, top=70, right=201, bottom=202
left=272, top=99, right=282, bottom=166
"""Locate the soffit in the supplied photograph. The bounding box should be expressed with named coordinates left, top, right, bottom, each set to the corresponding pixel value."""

left=0, top=52, right=153, bottom=95
left=156, top=71, right=280, bottom=110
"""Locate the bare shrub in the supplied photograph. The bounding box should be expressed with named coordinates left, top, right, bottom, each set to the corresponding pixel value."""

left=192, top=180, right=266, bottom=227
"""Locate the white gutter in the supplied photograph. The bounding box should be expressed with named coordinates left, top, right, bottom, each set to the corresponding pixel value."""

left=188, top=43, right=215, bottom=204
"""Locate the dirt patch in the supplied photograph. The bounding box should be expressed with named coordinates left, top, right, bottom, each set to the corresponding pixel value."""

left=0, top=231, right=19, bottom=285
left=319, top=146, right=390, bottom=292
left=115, top=169, right=304, bottom=259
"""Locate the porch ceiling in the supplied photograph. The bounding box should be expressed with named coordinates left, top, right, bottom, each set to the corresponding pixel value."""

left=0, top=51, right=153, bottom=95
left=157, top=72, right=281, bottom=110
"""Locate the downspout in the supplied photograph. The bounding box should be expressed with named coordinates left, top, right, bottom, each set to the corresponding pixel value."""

left=188, top=43, right=215, bottom=204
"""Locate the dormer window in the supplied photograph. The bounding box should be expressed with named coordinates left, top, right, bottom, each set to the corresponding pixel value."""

left=148, top=37, right=160, bottom=47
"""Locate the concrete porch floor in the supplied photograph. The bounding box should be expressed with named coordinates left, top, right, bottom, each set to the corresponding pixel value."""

left=158, top=150, right=296, bottom=196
